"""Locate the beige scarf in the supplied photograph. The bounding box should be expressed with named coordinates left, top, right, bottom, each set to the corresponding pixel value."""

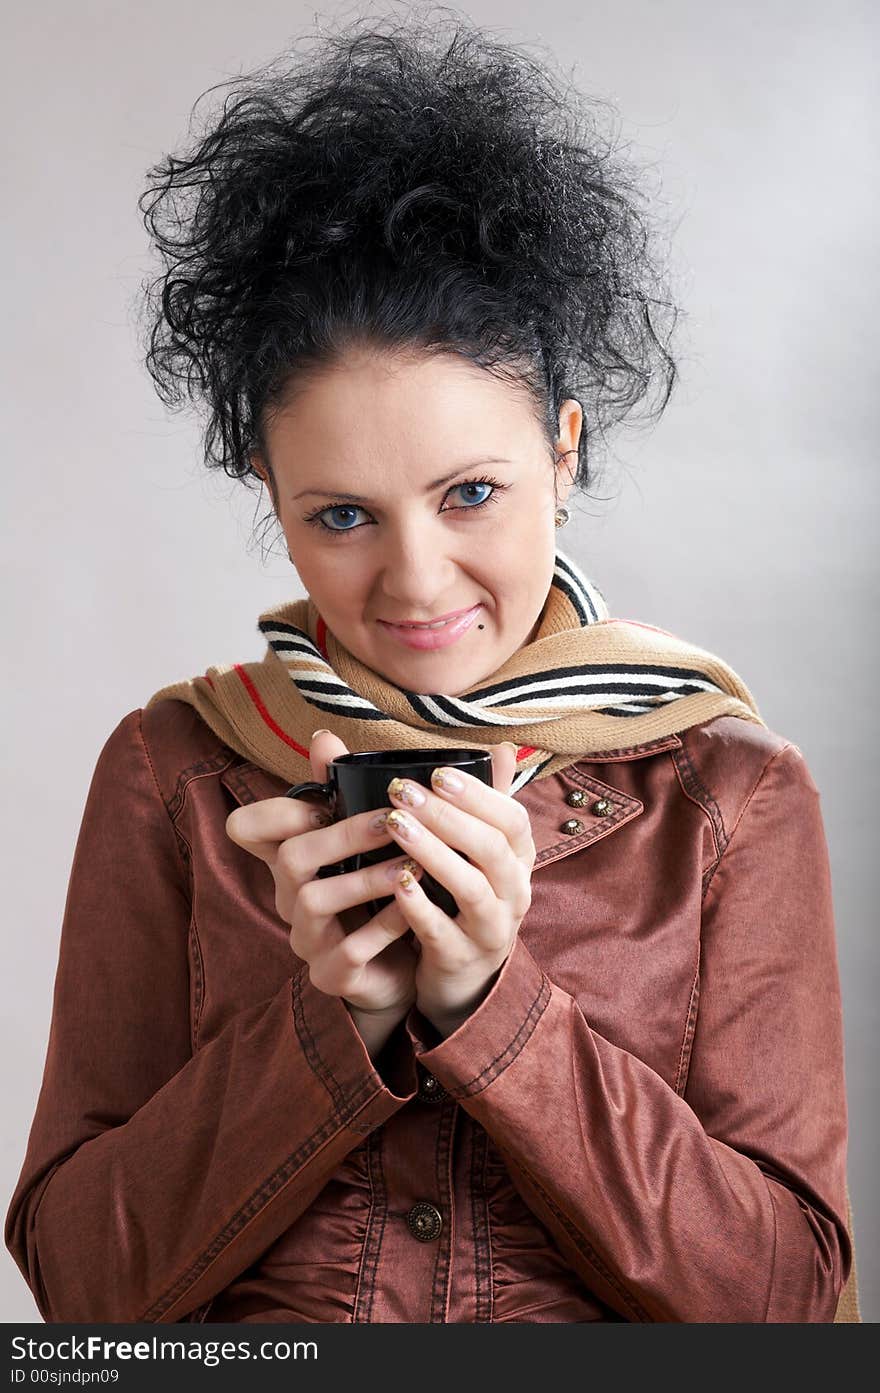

left=144, top=548, right=765, bottom=792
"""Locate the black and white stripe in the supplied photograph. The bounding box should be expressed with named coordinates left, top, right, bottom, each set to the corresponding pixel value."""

left=553, top=550, right=606, bottom=623
left=258, top=619, right=394, bottom=722
left=509, top=751, right=557, bottom=796
left=260, top=547, right=729, bottom=746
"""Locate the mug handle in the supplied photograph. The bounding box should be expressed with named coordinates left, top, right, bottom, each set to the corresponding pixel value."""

left=285, top=780, right=333, bottom=800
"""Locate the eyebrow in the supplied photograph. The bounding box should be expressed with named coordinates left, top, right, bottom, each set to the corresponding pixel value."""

left=291, top=458, right=513, bottom=503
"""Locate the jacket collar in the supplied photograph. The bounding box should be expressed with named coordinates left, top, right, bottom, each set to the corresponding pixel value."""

left=219, top=730, right=681, bottom=871
left=529, top=732, right=680, bottom=868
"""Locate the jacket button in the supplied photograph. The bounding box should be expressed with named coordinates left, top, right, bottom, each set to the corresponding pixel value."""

left=565, top=789, right=588, bottom=807
left=407, top=1202, right=443, bottom=1242
left=417, top=1070, right=447, bottom=1102
left=592, top=798, right=613, bottom=816
left=560, top=818, right=583, bottom=835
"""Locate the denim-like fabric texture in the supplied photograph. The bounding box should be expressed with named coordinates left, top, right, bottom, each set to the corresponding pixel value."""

left=5, top=699, right=855, bottom=1322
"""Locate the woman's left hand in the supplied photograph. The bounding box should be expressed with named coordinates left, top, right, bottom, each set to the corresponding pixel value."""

left=382, top=743, right=536, bottom=1038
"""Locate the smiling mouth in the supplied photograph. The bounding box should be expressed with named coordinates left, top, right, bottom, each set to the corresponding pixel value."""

left=378, top=606, right=480, bottom=630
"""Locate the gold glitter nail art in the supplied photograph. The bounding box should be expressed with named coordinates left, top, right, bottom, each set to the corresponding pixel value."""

left=431, top=766, right=463, bottom=792
left=387, top=777, right=425, bottom=807
left=386, top=809, right=416, bottom=837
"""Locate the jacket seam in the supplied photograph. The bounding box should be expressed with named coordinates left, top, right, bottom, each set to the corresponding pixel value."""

left=429, top=1105, right=458, bottom=1322
left=670, top=742, right=727, bottom=872
left=355, top=1131, right=387, bottom=1323
left=504, top=1155, right=651, bottom=1321
left=575, top=734, right=681, bottom=761
left=139, top=1056, right=384, bottom=1321
left=136, top=709, right=189, bottom=860
left=684, top=743, right=794, bottom=1108
left=135, top=711, right=202, bottom=875
left=763, top=1183, right=779, bottom=1322
left=137, top=710, right=208, bottom=1054
left=443, top=975, right=552, bottom=1098
left=536, top=799, right=640, bottom=862
left=471, top=1129, right=493, bottom=1322
left=170, top=768, right=241, bottom=862
left=291, top=965, right=348, bottom=1111
left=673, top=959, right=700, bottom=1097
left=701, top=742, right=794, bottom=905
left=350, top=1134, right=373, bottom=1322
left=164, top=750, right=240, bottom=823
left=188, top=907, right=206, bottom=1054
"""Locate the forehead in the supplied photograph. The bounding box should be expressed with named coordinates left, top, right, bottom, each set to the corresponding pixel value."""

left=265, top=348, right=541, bottom=464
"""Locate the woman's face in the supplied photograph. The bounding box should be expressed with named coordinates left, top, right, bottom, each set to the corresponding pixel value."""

left=253, top=348, right=581, bottom=696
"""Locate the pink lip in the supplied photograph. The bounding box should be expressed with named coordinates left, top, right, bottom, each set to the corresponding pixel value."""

left=380, top=604, right=476, bottom=626
left=377, top=604, right=483, bottom=651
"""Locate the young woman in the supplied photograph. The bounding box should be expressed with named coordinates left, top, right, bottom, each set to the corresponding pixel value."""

left=5, top=12, right=855, bottom=1323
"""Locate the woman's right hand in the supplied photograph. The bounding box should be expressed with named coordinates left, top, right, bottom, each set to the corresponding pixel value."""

left=224, top=731, right=421, bottom=1027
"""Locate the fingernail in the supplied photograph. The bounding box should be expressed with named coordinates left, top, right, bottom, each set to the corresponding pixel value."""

left=385, top=856, right=420, bottom=881
left=370, top=811, right=391, bottom=832
left=310, top=808, right=333, bottom=828
left=311, top=729, right=331, bottom=739
left=386, top=809, right=418, bottom=839
left=431, top=767, right=463, bottom=793
left=387, top=777, right=425, bottom=807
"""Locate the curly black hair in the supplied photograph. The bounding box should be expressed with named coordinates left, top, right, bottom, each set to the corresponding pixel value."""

left=135, top=3, right=679, bottom=544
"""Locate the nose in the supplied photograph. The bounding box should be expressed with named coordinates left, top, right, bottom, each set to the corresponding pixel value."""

left=376, top=522, right=459, bottom=614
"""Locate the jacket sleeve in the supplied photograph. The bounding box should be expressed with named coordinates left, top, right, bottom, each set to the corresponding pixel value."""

left=404, top=741, right=852, bottom=1322
left=5, top=709, right=418, bottom=1324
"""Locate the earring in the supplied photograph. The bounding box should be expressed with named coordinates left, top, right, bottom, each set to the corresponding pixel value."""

left=554, top=506, right=570, bottom=529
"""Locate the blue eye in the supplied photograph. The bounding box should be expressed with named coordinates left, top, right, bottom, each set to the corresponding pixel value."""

left=304, top=474, right=507, bottom=536
left=323, top=505, right=364, bottom=531
left=452, top=481, right=493, bottom=506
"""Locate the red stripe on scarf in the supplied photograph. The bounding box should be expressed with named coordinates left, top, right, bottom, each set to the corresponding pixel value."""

left=233, top=664, right=311, bottom=758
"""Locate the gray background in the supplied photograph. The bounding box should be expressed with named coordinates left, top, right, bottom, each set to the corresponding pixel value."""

left=2, top=0, right=876, bottom=1322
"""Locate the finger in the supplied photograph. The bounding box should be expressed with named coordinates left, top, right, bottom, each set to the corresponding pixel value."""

left=229, top=795, right=394, bottom=873
left=295, top=853, right=424, bottom=934
left=226, top=795, right=333, bottom=862
left=389, top=769, right=535, bottom=865
left=309, top=728, right=350, bottom=784
left=489, top=741, right=519, bottom=795
left=389, top=861, right=459, bottom=955
left=295, top=866, right=419, bottom=973
left=383, top=809, right=509, bottom=945
left=331, top=897, right=420, bottom=972
left=384, top=798, right=532, bottom=927
left=277, top=806, right=400, bottom=892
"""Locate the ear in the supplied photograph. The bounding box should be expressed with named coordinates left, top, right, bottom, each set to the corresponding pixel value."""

left=251, top=451, right=283, bottom=517
left=554, top=398, right=583, bottom=504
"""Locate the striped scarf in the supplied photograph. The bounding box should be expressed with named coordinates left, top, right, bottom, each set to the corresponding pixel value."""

left=144, top=548, right=765, bottom=795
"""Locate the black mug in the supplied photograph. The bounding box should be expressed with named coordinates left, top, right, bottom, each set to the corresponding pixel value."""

left=285, top=747, right=495, bottom=919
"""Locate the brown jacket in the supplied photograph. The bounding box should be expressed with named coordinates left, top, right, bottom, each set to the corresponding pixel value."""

left=5, top=699, right=852, bottom=1322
